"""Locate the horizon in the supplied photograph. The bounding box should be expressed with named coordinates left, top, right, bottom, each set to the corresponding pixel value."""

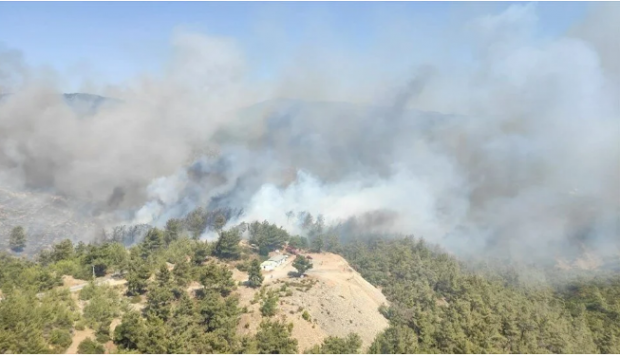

left=1, top=1, right=591, bottom=96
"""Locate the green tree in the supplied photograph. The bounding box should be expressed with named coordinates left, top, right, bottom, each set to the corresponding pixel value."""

left=77, top=338, right=105, bottom=354
left=325, top=235, right=341, bottom=253
left=142, top=318, right=169, bottom=353
left=213, top=214, right=227, bottom=232
left=145, top=285, right=174, bottom=321
left=9, top=226, right=26, bottom=252
left=126, top=259, right=151, bottom=296
left=173, top=259, right=192, bottom=287
left=200, top=263, right=236, bottom=297
left=249, top=221, right=289, bottom=255
left=114, top=311, right=147, bottom=351
left=50, top=239, right=74, bottom=262
left=185, top=207, right=208, bottom=239
left=255, top=320, right=298, bottom=354
left=84, top=242, right=128, bottom=277
left=369, top=326, right=419, bottom=354
left=196, top=289, right=240, bottom=348
left=247, top=259, right=264, bottom=288
left=164, top=218, right=182, bottom=246
left=156, top=263, right=172, bottom=287
left=293, top=255, right=313, bottom=276
left=214, top=228, right=241, bottom=260
left=311, top=235, right=324, bottom=253
left=288, top=235, right=308, bottom=250
left=50, top=329, right=73, bottom=352
left=306, top=333, right=362, bottom=354
left=141, top=228, right=164, bottom=257
left=260, top=290, right=279, bottom=317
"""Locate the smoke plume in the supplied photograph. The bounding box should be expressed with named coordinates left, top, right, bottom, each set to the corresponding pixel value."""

left=0, top=3, right=618, bottom=263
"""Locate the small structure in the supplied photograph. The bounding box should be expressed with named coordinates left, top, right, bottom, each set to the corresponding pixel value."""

left=260, top=254, right=288, bottom=271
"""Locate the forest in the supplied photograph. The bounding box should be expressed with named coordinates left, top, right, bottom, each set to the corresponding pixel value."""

left=0, top=209, right=619, bottom=354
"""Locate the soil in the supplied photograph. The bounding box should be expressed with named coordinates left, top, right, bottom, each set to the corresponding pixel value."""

left=231, top=252, right=389, bottom=352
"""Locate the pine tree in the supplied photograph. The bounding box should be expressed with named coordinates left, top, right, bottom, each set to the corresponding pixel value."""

left=9, top=226, right=26, bottom=252
left=213, top=214, right=227, bottom=232
left=114, top=311, right=147, bottom=351
left=127, top=260, right=151, bottom=296
left=140, top=228, right=164, bottom=258
left=311, top=235, right=324, bottom=253
left=146, top=285, right=174, bottom=321
left=247, top=259, right=264, bottom=288
left=255, top=320, right=298, bottom=354
left=185, top=207, right=208, bottom=239
left=173, top=259, right=191, bottom=287
left=164, top=219, right=182, bottom=245
left=305, top=333, right=362, bottom=354
left=77, top=338, right=105, bottom=354
left=156, top=263, right=172, bottom=287
left=214, top=228, right=241, bottom=260
left=293, top=255, right=313, bottom=276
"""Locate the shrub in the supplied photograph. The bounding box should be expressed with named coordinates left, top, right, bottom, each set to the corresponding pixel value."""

left=77, top=338, right=105, bottom=354
left=50, top=329, right=73, bottom=350
left=75, top=320, right=87, bottom=331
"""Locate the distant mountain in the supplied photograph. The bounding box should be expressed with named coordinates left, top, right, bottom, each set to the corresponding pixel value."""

left=213, top=97, right=452, bottom=147
left=62, top=93, right=118, bottom=115
left=0, top=92, right=120, bottom=116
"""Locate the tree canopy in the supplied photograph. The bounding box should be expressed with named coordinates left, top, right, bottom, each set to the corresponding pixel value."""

left=293, top=255, right=313, bottom=276
left=9, top=226, right=26, bottom=252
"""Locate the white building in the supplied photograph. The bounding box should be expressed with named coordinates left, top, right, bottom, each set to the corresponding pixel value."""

left=260, top=254, right=288, bottom=271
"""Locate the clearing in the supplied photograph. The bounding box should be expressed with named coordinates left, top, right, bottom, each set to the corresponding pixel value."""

left=232, top=252, right=389, bottom=352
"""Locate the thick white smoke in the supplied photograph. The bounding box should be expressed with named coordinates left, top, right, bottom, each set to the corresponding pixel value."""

left=0, top=32, right=257, bottom=213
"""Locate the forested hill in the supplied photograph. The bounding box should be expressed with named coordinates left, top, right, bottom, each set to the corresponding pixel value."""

left=0, top=216, right=619, bottom=353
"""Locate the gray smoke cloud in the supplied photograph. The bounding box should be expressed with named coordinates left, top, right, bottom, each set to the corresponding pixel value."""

left=1, top=3, right=618, bottom=264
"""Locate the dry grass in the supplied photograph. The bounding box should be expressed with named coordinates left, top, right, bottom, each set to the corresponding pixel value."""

left=231, top=252, right=389, bottom=352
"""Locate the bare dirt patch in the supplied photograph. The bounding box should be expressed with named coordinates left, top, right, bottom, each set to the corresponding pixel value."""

left=62, top=275, right=88, bottom=288
left=233, top=252, right=389, bottom=352
left=65, top=328, right=95, bottom=354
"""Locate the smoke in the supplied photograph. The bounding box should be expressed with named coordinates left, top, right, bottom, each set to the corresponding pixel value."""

left=0, top=32, right=258, bottom=214
left=1, top=3, right=619, bottom=263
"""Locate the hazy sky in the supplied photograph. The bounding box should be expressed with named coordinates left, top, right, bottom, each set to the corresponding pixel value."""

left=0, top=1, right=589, bottom=92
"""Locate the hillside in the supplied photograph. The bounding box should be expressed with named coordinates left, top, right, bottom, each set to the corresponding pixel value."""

left=1, top=218, right=619, bottom=354
left=231, top=252, right=389, bottom=351
left=0, top=186, right=102, bottom=256
left=46, top=252, right=389, bottom=353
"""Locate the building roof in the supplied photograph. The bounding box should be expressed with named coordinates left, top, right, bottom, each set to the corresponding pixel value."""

left=268, top=254, right=287, bottom=263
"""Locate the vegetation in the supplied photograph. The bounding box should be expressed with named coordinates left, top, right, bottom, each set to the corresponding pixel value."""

left=9, top=226, right=26, bottom=252
left=1, top=215, right=619, bottom=354
left=305, top=333, right=362, bottom=354
left=342, top=236, right=620, bottom=354
left=213, top=228, right=241, bottom=260
left=0, top=288, right=77, bottom=353
left=302, top=310, right=311, bottom=321
left=260, top=289, right=279, bottom=317
left=247, top=259, right=264, bottom=288
left=293, top=255, right=313, bottom=276
left=77, top=338, right=105, bottom=354
left=248, top=221, right=289, bottom=255
left=255, top=320, right=298, bottom=354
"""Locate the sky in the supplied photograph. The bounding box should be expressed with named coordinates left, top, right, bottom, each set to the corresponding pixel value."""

left=0, top=1, right=591, bottom=93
